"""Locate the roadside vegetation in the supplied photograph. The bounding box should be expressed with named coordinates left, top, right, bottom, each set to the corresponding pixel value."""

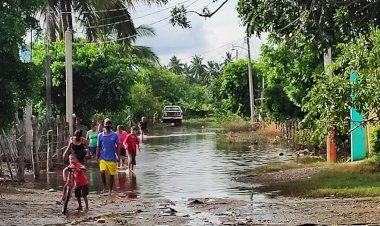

left=249, top=158, right=380, bottom=198
left=3, top=0, right=380, bottom=169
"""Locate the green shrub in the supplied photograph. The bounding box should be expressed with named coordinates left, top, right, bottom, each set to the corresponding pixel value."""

left=370, top=123, right=380, bottom=155
left=294, top=129, right=323, bottom=147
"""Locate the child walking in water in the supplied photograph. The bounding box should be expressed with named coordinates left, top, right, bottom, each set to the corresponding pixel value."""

left=116, top=125, right=128, bottom=169
left=138, top=116, right=148, bottom=139
left=123, top=126, right=141, bottom=173
left=86, top=124, right=99, bottom=159
left=63, top=154, right=89, bottom=211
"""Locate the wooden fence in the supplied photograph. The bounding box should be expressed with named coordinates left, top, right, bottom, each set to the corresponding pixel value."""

left=0, top=117, right=71, bottom=182
left=276, top=119, right=299, bottom=142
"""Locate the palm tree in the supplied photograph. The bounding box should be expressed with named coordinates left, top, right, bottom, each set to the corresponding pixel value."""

left=126, top=25, right=159, bottom=63
left=205, top=60, right=221, bottom=84
left=223, top=52, right=233, bottom=65
left=190, top=55, right=206, bottom=84
left=182, top=63, right=193, bottom=83
left=167, top=56, right=184, bottom=75
left=46, top=0, right=167, bottom=44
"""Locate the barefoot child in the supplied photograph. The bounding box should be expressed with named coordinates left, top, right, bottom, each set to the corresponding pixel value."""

left=116, top=125, right=128, bottom=169
left=63, top=154, right=89, bottom=211
left=123, top=126, right=141, bottom=173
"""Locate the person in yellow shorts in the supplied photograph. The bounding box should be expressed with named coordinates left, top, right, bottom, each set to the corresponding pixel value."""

left=96, top=118, right=120, bottom=194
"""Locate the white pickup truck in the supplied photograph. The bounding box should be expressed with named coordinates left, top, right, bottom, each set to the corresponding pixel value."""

left=162, top=105, right=183, bottom=124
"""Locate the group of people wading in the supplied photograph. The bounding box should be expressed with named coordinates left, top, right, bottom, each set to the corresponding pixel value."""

left=62, top=117, right=147, bottom=211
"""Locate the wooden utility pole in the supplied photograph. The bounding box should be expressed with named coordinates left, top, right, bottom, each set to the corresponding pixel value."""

left=246, top=35, right=255, bottom=122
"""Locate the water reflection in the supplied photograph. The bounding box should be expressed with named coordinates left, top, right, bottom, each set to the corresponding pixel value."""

left=117, top=172, right=138, bottom=199
left=29, top=125, right=294, bottom=201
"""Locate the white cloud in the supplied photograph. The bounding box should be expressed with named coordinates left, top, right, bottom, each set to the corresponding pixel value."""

left=132, top=0, right=267, bottom=65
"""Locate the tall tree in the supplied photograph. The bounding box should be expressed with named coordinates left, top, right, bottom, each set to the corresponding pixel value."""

left=220, top=59, right=262, bottom=117
left=0, top=0, right=44, bottom=129
left=46, top=0, right=168, bottom=44
left=237, top=0, right=380, bottom=51
left=223, top=52, right=233, bottom=65
left=205, top=60, right=221, bottom=84
left=190, top=55, right=206, bottom=84
left=170, top=0, right=230, bottom=28
left=32, top=41, right=151, bottom=120
left=302, top=29, right=380, bottom=141
left=182, top=63, right=192, bottom=83
left=168, top=56, right=184, bottom=75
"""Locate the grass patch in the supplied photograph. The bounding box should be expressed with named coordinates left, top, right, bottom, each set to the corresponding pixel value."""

left=257, top=159, right=380, bottom=197
left=252, top=156, right=327, bottom=175
left=219, top=123, right=282, bottom=144
left=0, top=185, right=22, bottom=194
left=181, top=117, right=220, bottom=128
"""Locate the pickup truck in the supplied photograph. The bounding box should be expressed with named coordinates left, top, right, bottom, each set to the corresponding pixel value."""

left=162, top=105, right=183, bottom=124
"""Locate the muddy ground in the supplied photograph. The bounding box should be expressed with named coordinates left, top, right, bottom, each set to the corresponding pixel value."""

left=2, top=185, right=380, bottom=225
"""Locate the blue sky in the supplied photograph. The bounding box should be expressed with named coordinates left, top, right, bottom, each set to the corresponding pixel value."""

left=130, top=0, right=267, bottom=65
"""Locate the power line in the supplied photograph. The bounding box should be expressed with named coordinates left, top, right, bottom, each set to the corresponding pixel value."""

left=60, top=1, right=162, bottom=14
left=70, top=0, right=198, bottom=30
left=177, top=36, right=245, bottom=62
left=69, top=0, right=243, bottom=63
left=74, top=14, right=174, bottom=45
left=94, top=0, right=189, bottom=24
left=207, top=38, right=245, bottom=61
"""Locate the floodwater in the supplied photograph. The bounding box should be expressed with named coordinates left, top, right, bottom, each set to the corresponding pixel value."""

left=30, top=125, right=294, bottom=201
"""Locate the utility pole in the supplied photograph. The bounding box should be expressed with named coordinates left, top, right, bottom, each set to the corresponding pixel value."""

left=324, top=47, right=336, bottom=163
left=65, top=30, right=73, bottom=136
left=46, top=1, right=54, bottom=129
left=246, top=35, right=255, bottom=122
left=46, top=38, right=52, bottom=128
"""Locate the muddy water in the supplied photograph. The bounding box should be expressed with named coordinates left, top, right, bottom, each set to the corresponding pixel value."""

left=31, top=125, right=294, bottom=201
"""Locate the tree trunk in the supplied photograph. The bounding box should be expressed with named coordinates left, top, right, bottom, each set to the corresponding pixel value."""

left=59, top=0, right=68, bottom=34
left=47, top=0, right=56, bottom=42
left=65, top=0, right=73, bottom=31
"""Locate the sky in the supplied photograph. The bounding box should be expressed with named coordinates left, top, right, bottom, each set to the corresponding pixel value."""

left=28, top=0, right=267, bottom=65
left=130, top=0, right=268, bottom=65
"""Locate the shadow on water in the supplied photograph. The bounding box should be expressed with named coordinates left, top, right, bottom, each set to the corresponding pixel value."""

left=28, top=124, right=294, bottom=201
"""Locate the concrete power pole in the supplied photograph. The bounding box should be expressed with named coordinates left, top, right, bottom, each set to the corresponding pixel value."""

left=324, top=48, right=337, bottom=163
left=65, top=30, right=73, bottom=136
left=246, top=35, right=255, bottom=122
left=46, top=48, right=52, bottom=128
left=46, top=2, right=53, bottom=129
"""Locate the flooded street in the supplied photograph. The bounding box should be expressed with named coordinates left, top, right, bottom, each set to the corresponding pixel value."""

left=32, top=125, right=294, bottom=201
left=4, top=125, right=380, bottom=225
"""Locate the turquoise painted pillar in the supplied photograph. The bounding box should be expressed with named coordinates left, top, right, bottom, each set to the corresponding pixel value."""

left=350, top=72, right=366, bottom=161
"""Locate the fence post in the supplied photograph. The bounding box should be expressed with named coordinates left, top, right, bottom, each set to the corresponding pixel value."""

left=0, top=140, right=2, bottom=176
left=16, top=120, right=25, bottom=182
left=56, top=119, right=64, bottom=163
left=32, top=119, right=40, bottom=178
left=0, top=137, right=14, bottom=182
left=46, top=130, right=53, bottom=172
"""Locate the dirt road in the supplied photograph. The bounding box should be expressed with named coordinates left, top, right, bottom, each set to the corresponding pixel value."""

left=1, top=186, right=380, bottom=225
